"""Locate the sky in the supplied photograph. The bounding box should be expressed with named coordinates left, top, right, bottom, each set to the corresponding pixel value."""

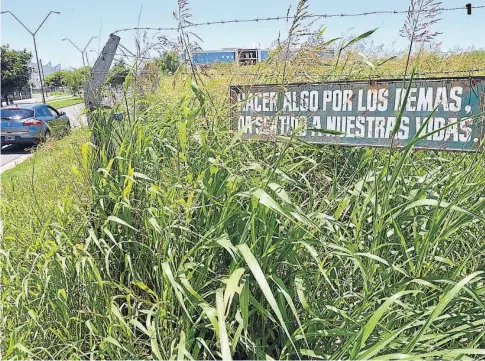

left=1, top=0, right=484, bottom=69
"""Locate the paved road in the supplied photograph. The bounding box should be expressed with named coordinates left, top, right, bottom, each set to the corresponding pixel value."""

left=0, top=103, right=87, bottom=172
left=64, top=103, right=87, bottom=128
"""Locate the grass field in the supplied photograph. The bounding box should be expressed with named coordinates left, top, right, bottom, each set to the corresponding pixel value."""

left=49, top=91, right=70, bottom=97
left=2, top=46, right=485, bottom=359
left=47, top=96, right=84, bottom=109
left=0, top=129, right=89, bottom=182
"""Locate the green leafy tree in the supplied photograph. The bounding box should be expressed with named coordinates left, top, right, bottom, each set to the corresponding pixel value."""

left=44, top=70, right=68, bottom=88
left=106, top=60, right=130, bottom=87
left=64, top=67, right=90, bottom=95
left=1, top=45, right=32, bottom=104
left=156, top=51, right=180, bottom=74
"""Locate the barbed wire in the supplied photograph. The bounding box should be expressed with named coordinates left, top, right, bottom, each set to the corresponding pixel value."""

left=201, top=68, right=485, bottom=77
left=111, top=5, right=485, bottom=35
left=114, top=53, right=155, bottom=61
left=89, top=67, right=485, bottom=78
left=90, top=51, right=163, bottom=61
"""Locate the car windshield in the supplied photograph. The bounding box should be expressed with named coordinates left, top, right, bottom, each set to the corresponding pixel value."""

left=0, top=109, right=34, bottom=120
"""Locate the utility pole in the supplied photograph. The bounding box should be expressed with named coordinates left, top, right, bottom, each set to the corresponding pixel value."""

left=62, top=36, right=98, bottom=67
left=1, top=10, right=60, bottom=104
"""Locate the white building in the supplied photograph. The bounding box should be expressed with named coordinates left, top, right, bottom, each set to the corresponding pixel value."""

left=29, top=61, right=61, bottom=90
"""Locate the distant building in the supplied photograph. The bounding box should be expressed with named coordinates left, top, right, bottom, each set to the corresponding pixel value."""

left=29, top=61, right=61, bottom=90
left=181, top=48, right=270, bottom=66
left=180, top=47, right=334, bottom=66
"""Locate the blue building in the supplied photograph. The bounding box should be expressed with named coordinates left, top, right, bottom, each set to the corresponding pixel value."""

left=181, top=48, right=270, bottom=65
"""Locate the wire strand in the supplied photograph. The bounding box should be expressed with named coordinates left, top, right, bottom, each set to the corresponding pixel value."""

left=89, top=68, right=485, bottom=77
left=111, top=5, right=485, bottom=34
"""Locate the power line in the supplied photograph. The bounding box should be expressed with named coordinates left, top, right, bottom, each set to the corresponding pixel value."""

left=112, top=5, right=485, bottom=35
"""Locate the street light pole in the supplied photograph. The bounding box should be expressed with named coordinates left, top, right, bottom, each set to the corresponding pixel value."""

left=32, top=35, right=44, bottom=100
left=62, top=38, right=84, bottom=66
left=1, top=10, right=60, bottom=104
left=82, top=37, right=98, bottom=67
left=62, top=36, right=98, bottom=67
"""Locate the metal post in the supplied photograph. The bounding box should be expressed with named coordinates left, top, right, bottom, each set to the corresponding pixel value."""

left=62, top=38, right=85, bottom=67
left=62, top=37, right=97, bottom=68
left=1, top=10, right=59, bottom=104
left=82, top=37, right=98, bottom=67
left=32, top=35, right=46, bottom=103
left=39, top=59, right=47, bottom=98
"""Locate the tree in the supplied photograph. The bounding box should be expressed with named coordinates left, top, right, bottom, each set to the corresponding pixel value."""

left=156, top=51, right=180, bottom=74
left=44, top=70, right=67, bottom=88
left=63, top=67, right=90, bottom=95
left=106, top=60, right=130, bottom=87
left=1, top=45, right=32, bottom=104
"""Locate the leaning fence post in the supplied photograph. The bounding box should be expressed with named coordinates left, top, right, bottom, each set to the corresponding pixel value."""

left=84, top=33, right=120, bottom=128
left=83, top=33, right=120, bottom=155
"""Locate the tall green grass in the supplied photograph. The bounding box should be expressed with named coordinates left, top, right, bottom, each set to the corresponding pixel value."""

left=2, top=50, right=485, bottom=359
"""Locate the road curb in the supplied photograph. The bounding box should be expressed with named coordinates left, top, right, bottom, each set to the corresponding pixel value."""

left=0, top=153, right=33, bottom=175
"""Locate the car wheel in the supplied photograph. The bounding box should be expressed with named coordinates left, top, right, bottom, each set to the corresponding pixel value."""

left=64, top=121, right=71, bottom=136
left=44, top=129, right=52, bottom=142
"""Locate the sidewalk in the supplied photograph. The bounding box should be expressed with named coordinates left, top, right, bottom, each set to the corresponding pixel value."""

left=1, top=94, right=73, bottom=107
left=14, top=94, right=73, bottom=104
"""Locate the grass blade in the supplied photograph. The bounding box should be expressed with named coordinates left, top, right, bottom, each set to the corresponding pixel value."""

left=403, top=272, right=483, bottom=353
left=216, top=288, right=232, bottom=360
left=236, top=244, right=298, bottom=357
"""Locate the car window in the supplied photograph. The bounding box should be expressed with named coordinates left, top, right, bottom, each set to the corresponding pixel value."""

left=46, top=106, right=58, bottom=117
left=0, top=109, right=34, bottom=120
left=35, top=106, right=50, bottom=117
left=34, top=107, right=44, bottom=117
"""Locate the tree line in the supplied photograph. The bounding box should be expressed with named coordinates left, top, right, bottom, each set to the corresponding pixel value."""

left=1, top=45, right=32, bottom=104
left=1, top=44, right=180, bottom=104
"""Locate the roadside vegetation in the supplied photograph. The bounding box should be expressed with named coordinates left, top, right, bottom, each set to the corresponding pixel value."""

left=1, top=128, right=89, bottom=181
left=44, top=67, right=90, bottom=96
left=1, top=127, right=91, bottom=224
left=0, top=45, right=32, bottom=105
left=203, top=49, right=485, bottom=83
left=49, top=91, right=71, bottom=97
left=1, top=4, right=485, bottom=359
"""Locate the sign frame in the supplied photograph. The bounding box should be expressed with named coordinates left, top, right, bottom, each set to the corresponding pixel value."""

left=230, top=76, right=485, bottom=152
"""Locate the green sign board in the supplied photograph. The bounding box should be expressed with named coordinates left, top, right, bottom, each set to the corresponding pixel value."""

left=230, top=77, right=485, bottom=151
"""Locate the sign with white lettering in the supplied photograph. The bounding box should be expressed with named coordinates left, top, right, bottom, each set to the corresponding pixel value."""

left=230, top=77, right=485, bottom=151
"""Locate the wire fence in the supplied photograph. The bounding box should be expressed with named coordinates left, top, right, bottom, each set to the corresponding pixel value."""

left=98, top=1, right=485, bottom=82
left=82, top=0, right=485, bottom=91
left=82, top=1, right=485, bottom=157
left=111, top=4, right=485, bottom=34
left=196, top=68, right=485, bottom=77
